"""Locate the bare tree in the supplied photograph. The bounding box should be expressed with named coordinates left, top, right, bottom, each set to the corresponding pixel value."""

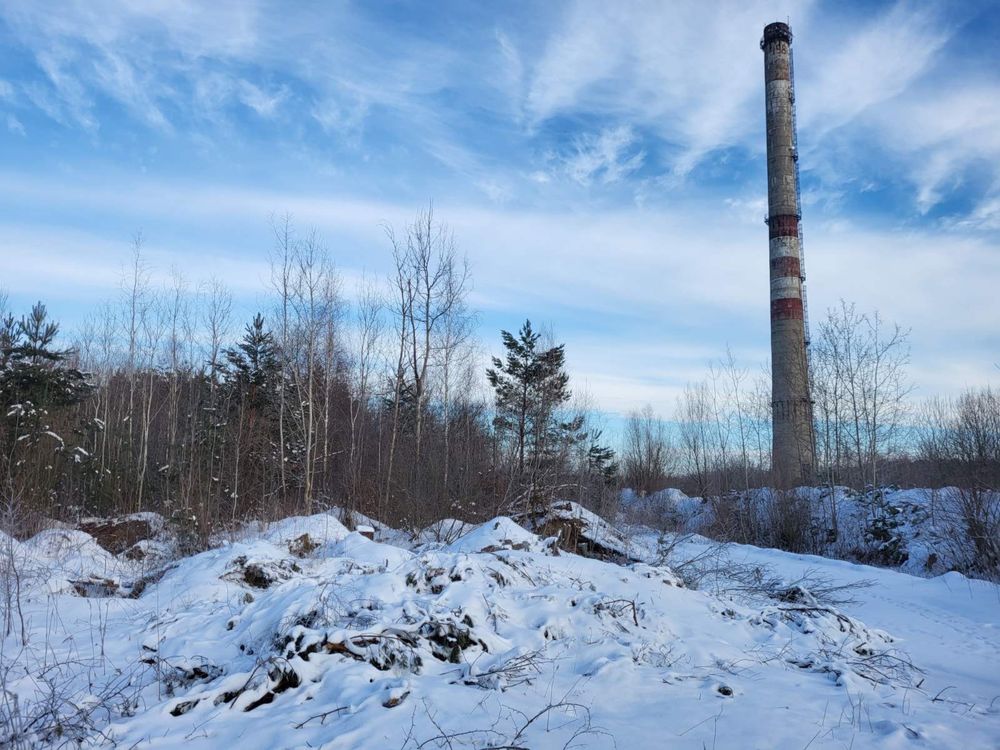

left=383, top=207, right=471, bottom=520
left=201, top=277, right=233, bottom=390
left=347, top=278, right=384, bottom=511
left=719, top=347, right=754, bottom=493
left=676, top=382, right=713, bottom=499
left=622, top=405, right=675, bottom=495
left=318, top=269, right=345, bottom=501
left=270, top=214, right=296, bottom=501
left=813, top=301, right=912, bottom=490
left=434, top=251, right=474, bottom=509
left=287, top=231, right=333, bottom=513
left=134, top=287, right=167, bottom=514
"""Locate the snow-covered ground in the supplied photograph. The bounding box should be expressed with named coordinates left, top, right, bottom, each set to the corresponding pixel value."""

left=622, top=486, right=998, bottom=578
left=2, top=510, right=998, bottom=749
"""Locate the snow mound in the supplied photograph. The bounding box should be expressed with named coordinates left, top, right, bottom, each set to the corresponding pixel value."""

left=621, top=487, right=692, bottom=508
left=77, top=512, right=168, bottom=555
left=19, top=528, right=134, bottom=594
left=258, top=513, right=351, bottom=551
left=621, top=488, right=708, bottom=530
left=332, top=507, right=407, bottom=545
left=321, top=531, right=414, bottom=568
left=444, top=516, right=540, bottom=553
left=414, top=518, right=476, bottom=545
left=3, top=510, right=999, bottom=749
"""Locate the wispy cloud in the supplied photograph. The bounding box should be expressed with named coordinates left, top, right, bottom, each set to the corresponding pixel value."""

left=2, top=168, right=997, bottom=408
left=5, top=114, right=24, bottom=135
left=559, top=125, right=645, bottom=186
left=883, top=87, right=1000, bottom=214
left=799, top=4, right=951, bottom=136
left=1, top=2, right=261, bottom=130
left=525, top=1, right=807, bottom=175
left=0, top=1, right=998, bottom=414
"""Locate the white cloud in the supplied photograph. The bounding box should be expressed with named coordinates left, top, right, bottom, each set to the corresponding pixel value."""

left=798, top=4, right=950, bottom=136
left=494, top=29, right=525, bottom=116
left=560, top=125, right=645, bottom=186
left=2, top=170, right=996, bottom=411
left=962, top=189, right=1000, bottom=231
left=310, top=98, right=369, bottom=138
left=475, top=179, right=513, bottom=203
left=237, top=80, right=287, bottom=118
left=6, top=114, right=25, bottom=135
left=525, top=1, right=808, bottom=175
left=0, top=1, right=997, bottom=415
left=877, top=87, right=1000, bottom=213
left=0, top=1, right=275, bottom=131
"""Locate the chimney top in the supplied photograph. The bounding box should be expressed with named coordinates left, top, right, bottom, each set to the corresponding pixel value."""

left=762, top=22, right=792, bottom=48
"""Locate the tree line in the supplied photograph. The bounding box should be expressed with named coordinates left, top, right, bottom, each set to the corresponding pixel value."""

left=620, top=306, right=997, bottom=501
left=1, top=209, right=997, bottom=543
left=0, top=211, right=617, bottom=542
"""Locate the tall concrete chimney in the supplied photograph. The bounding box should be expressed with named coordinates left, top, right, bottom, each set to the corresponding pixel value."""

left=761, top=22, right=815, bottom=486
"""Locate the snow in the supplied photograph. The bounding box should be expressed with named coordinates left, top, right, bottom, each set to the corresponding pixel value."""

left=15, top=528, right=137, bottom=594
left=529, top=499, right=635, bottom=558
left=668, top=534, right=1000, bottom=723
left=623, top=486, right=997, bottom=578
left=2, top=510, right=998, bottom=749
left=414, top=518, right=475, bottom=545
left=321, top=531, right=414, bottom=568
left=443, top=515, right=540, bottom=553
left=621, top=487, right=709, bottom=531
left=255, top=512, right=351, bottom=548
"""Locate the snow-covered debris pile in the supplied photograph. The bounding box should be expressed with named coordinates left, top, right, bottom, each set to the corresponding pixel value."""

left=78, top=512, right=166, bottom=555
left=67, top=511, right=178, bottom=567
left=255, top=512, right=351, bottom=554
left=750, top=585, right=913, bottom=689
left=443, top=516, right=547, bottom=553
left=519, top=500, right=635, bottom=559
left=337, top=507, right=404, bottom=544
left=2, top=513, right=998, bottom=749
left=801, top=486, right=1000, bottom=578
left=16, top=528, right=135, bottom=595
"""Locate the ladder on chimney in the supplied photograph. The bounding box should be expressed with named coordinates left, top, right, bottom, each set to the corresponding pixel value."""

left=789, top=45, right=811, bottom=351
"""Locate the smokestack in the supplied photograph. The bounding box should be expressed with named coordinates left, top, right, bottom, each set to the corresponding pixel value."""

left=761, top=22, right=815, bottom=486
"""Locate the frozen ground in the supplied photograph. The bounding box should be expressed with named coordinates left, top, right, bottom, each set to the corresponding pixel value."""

left=1, top=510, right=998, bottom=749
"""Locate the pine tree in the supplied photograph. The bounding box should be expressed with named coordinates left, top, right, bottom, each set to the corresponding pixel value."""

left=0, top=302, right=95, bottom=518
left=0, top=302, right=91, bottom=412
left=487, top=320, right=580, bottom=483
left=223, top=313, right=280, bottom=411
left=585, top=430, right=619, bottom=484
left=220, top=314, right=284, bottom=516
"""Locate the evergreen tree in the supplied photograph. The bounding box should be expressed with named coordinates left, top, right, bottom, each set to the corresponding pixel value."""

left=0, top=302, right=91, bottom=412
left=585, top=430, right=619, bottom=484
left=382, top=368, right=422, bottom=433
left=487, top=320, right=580, bottom=479
left=218, top=314, right=285, bottom=515
left=0, top=302, right=95, bottom=518
left=223, top=313, right=280, bottom=410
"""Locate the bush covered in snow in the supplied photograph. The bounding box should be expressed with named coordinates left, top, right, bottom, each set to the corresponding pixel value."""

left=621, top=485, right=1000, bottom=581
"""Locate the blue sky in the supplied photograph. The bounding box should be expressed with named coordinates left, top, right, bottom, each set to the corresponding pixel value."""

left=1, top=0, right=998, bottom=416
